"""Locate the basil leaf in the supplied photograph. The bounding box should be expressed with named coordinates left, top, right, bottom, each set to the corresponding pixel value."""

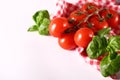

left=27, top=25, right=38, bottom=32
left=106, top=36, right=120, bottom=60
left=86, top=36, right=107, bottom=59
left=38, top=18, right=50, bottom=35
left=97, top=27, right=111, bottom=37
left=100, top=54, right=120, bottom=77
left=33, top=10, right=50, bottom=26
left=107, top=36, right=120, bottom=52
left=28, top=10, right=50, bottom=35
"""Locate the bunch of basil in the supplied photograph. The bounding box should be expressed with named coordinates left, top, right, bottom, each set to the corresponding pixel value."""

left=28, top=10, right=50, bottom=35
left=86, top=28, right=120, bottom=77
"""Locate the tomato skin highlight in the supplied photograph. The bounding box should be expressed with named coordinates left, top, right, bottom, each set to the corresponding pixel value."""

left=58, top=33, right=77, bottom=50
left=49, top=17, right=71, bottom=37
left=74, top=28, right=94, bottom=48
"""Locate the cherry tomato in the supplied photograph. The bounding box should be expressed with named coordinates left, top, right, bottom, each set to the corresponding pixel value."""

left=81, top=3, right=100, bottom=14
left=58, top=33, right=77, bottom=50
left=97, top=20, right=108, bottom=30
left=119, top=14, right=120, bottom=25
left=69, top=10, right=87, bottom=25
left=49, top=17, right=71, bottom=37
left=97, top=54, right=105, bottom=61
left=78, top=47, right=87, bottom=57
left=100, top=9, right=119, bottom=29
left=80, top=50, right=88, bottom=57
left=89, top=15, right=108, bottom=32
left=74, top=27, right=94, bottom=48
left=117, top=51, right=120, bottom=54
left=79, top=22, right=88, bottom=28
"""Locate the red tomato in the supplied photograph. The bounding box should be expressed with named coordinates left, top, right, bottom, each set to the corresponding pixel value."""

left=69, top=10, right=87, bottom=25
left=97, top=20, right=108, bottom=30
left=81, top=3, right=100, bottom=14
left=79, top=22, right=88, bottom=28
left=117, top=51, right=120, bottom=54
left=49, top=17, right=71, bottom=37
left=58, top=33, right=77, bottom=50
left=74, top=27, right=94, bottom=48
left=100, top=9, right=119, bottom=29
left=119, top=14, right=120, bottom=25
left=89, top=15, right=108, bottom=32
left=97, top=54, right=105, bottom=61
left=80, top=50, right=88, bottom=57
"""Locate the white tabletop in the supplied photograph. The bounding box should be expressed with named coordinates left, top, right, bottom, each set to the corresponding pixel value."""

left=0, top=0, right=114, bottom=80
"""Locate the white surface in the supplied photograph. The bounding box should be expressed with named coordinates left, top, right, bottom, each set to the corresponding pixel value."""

left=0, top=0, right=113, bottom=80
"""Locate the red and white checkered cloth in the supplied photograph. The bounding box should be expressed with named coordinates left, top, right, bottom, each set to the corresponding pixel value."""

left=53, top=0, right=120, bottom=19
left=52, top=0, right=120, bottom=79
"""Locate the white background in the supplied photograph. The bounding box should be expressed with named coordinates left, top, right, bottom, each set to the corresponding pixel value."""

left=0, top=0, right=113, bottom=80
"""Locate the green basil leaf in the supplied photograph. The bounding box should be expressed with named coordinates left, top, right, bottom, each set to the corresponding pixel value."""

left=33, top=10, right=50, bottom=26
left=106, top=45, right=118, bottom=60
left=27, top=25, right=38, bottom=32
left=86, top=36, right=107, bottom=59
left=100, top=54, right=120, bottom=77
left=38, top=18, right=50, bottom=35
left=107, top=36, right=120, bottom=52
left=97, top=27, right=111, bottom=37
left=106, top=36, right=120, bottom=60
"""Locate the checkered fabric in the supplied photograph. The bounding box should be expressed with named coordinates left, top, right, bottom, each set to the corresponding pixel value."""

left=53, top=0, right=120, bottom=19
left=52, top=0, right=120, bottom=79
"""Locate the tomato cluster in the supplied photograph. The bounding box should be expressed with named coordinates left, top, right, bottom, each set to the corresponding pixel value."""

left=49, top=3, right=120, bottom=50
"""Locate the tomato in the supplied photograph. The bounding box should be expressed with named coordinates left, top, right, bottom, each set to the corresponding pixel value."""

left=89, top=15, right=108, bottom=32
left=80, top=50, right=88, bottom=57
left=117, top=51, right=120, bottom=54
left=74, top=27, right=94, bottom=48
left=97, top=20, right=108, bottom=30
left=58, top=33, right=77, bottom=50
left=79, top=22, right=88, bottom=28
left=69, top=10, right=87, bottom=25
left=97, top=54, right=106, bottom=61
left=81, top=3, right=100, bottom=14
left=100, top=9, right=119, bottom=29
left=49, top=17, right=71, bottom=37
left=119, top=14, right=120, bottom=25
